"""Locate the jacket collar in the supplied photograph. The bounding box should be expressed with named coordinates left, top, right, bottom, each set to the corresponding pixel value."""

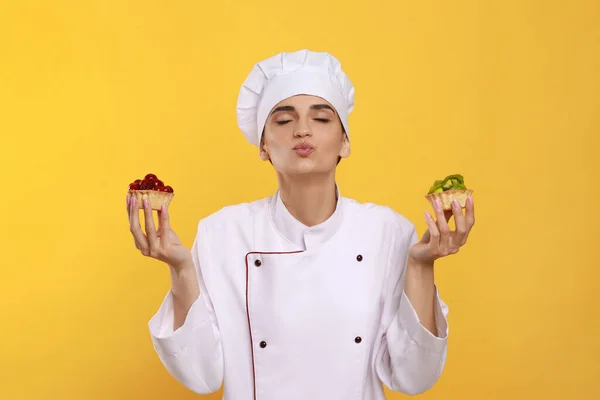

left=269, top=187, right=343, bottom=251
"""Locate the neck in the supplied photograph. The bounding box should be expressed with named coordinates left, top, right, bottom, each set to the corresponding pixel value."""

left=277, top=172, right=338, bottom=227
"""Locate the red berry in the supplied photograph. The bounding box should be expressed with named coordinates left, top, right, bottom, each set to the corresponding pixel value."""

left=134, top=179, right=142, bottom=185
left=129, top=183, right=140, bottom=190
left=164, top=186, right=174, bottom=193
left=140, top=179, right=153, bottom=190
left=153, top=179, right=164, bottom=189
left=145, top=174, right=157, bottom=181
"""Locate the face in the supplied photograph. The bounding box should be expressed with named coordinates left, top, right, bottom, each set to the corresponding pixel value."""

left=260, top=95, right=350, bottom=176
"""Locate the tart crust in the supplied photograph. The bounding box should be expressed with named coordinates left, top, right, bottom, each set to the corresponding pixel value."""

left=129, top=190, right=174, bottom=210
left=425, top=189, right=473, bottom=211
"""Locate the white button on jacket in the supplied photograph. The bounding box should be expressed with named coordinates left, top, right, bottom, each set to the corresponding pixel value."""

left=149, top=190, right=449, bottom=399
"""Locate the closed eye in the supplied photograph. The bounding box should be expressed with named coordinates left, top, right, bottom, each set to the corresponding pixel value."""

left=276, top=118, right=329, bottom=125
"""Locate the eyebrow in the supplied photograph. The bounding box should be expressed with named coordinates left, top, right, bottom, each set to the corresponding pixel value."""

left=270, top=104, right=336, bottom=115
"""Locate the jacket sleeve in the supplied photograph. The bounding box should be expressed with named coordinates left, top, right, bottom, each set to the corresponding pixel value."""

left=148, top=220, right=223, bottom=394
left=375, top=223, right=449, bottom=396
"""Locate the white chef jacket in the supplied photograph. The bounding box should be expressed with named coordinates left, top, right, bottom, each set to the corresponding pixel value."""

left=149, top=189, right=449, bottom=399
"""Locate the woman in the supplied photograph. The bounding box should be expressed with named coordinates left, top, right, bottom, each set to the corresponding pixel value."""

left=126, top=50, right=475, bottom=399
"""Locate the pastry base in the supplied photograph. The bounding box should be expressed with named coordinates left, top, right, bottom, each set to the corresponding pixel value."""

left=425, top=189, right=473, bottom=211
left=129, top=190, right=174, bottom=210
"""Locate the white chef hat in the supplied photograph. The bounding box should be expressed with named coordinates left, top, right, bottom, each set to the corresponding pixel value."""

left=236, top=49, right=355, bottom=147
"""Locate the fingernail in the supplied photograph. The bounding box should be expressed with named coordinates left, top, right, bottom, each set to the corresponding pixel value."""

left=453, top=199, right=460, bottom=208
left=435, top=199, right=442, bottom=210
left=126, top=195, right=130, bottom=206
left=161, top=205, right=165, bottom=212
left=144, top=199, right=149, bottom=208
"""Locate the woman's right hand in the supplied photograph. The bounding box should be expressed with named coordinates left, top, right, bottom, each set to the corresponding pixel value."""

left=127, top=194, right=193, bottom=270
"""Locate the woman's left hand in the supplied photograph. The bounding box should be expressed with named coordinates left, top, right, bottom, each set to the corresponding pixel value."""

left=408, top=196, right=475, bottom=266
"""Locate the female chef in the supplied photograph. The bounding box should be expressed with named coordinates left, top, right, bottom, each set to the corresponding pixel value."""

left=126, top=50, right=475, bottom=399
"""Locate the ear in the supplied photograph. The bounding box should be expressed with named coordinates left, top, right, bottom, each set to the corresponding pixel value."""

left=259, top=140, right=270, bottom=161
left=339, top=134, right=351, bottom=158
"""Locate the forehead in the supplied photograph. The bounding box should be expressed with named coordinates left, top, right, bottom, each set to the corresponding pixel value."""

left=271, top=94, right=335, bottom=111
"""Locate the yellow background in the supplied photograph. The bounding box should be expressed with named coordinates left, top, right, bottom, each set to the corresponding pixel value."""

left=1, top=0, right=599, bottom=399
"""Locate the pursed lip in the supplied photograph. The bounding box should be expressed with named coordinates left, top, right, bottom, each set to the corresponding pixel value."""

left=293, top=142, right=314, bottom=150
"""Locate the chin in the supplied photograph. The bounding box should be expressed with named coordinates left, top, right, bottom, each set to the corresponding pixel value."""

left=277, top=158, right=334, bottom=176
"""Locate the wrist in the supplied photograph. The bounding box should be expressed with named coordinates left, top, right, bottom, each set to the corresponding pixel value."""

left=169, top=257, right=195, bottom=277
left=169, top=259, right=199, bottom=303
left=405, top=257, right=435, bottom=296
left=407, top=255, right=434, bottom=271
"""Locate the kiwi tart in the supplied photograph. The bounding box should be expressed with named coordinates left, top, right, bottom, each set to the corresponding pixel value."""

left=425, top=174, right=473, bottom=210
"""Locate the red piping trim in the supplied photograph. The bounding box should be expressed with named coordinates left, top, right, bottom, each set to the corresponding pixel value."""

left=245, top=250, right=304, bottom=400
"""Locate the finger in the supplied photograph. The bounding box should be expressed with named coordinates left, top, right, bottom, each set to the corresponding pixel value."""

left=465, top=196, right=475, bottom=228
left=456, top=196, right=475, bottom=246
left=433, top=199, right=451, bottom=232
left=433, top=199, right=451, bottom=255
left=126, top=195, right=135, bottom=243
left=424, top=211, right=440, bottom=247
left=421, top=229, right=430, bottom=244
left=129, top=194, right=136, bottom=227
left=157, top=205, right=171, bottom=233
left=452, top=199, right=467, bottom=247
left=129, top=196, right=149, bottom=254
left=143, top=198, right=159, bottom=251
left=128, top=194, right=135, bottom=227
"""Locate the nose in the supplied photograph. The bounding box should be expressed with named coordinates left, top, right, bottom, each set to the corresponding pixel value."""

left=294, top=130, right=310, bottom=138
left=293, top=119, right=312, bottom=138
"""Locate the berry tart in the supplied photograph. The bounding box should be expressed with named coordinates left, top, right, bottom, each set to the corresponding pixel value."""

left=425, top=174, right=473, bottom=210
left=128, top=173, right=174, bottom=210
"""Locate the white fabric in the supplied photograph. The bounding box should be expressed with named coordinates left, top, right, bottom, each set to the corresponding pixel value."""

left=271, top=187, right=343, bottom=250
left=148, top=191, right=449, bottom=399
left=236, top=49, right=355, bottom=146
